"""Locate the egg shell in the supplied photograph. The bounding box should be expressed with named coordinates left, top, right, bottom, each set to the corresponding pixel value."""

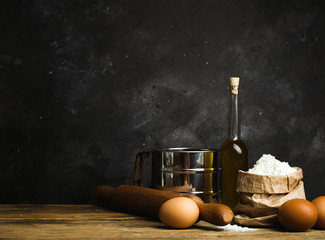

left=159, top=197, right=199, bottom=229
left=277, top=199, right=318, bottom=231
left=312, top=196, right=325, bottom=229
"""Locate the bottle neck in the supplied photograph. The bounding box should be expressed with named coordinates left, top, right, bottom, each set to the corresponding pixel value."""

left=227, top=88, right=240, bottom=140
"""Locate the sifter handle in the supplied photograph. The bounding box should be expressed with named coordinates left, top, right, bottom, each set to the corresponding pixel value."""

left=134, top=152, right=150, bottom=186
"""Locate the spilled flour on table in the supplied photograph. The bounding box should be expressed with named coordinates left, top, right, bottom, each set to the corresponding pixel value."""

left=216, top=224, right=258, bottom=232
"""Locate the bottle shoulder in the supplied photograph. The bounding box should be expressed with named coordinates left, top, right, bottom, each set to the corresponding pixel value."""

left=220, top=139, right=247, bottom=152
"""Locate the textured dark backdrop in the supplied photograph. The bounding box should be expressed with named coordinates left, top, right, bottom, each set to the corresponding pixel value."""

left=1, top=0, right=324, bottom=203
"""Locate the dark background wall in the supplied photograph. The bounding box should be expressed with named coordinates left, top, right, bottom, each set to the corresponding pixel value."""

left=1, top=0, right=324, bottom=203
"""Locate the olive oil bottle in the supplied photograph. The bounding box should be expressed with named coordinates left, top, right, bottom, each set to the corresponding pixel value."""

left=219, top=77, right=248, bottom=209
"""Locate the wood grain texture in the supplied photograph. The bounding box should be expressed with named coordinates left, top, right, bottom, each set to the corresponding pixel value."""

left=0, top=204, right=324, bottom=239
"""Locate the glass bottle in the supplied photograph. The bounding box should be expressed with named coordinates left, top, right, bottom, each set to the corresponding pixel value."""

left=219, top=77, right=248, bottom=209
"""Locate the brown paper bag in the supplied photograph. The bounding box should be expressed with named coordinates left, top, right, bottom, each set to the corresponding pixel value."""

left=234, top=168, right=305, bottom=227
left=235, top=214, right=278, bottom=227
left=236, top=167, right=303, bottom=194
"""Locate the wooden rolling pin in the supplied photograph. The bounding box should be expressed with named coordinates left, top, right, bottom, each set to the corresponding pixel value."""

left=94, top=184, right=233, bottom=226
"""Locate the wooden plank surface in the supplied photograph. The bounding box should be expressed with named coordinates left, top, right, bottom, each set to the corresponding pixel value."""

left=0, top=204, right=324, bottom=239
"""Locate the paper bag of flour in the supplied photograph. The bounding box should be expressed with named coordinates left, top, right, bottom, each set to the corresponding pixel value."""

left=234, top=167, right=306, bottom=227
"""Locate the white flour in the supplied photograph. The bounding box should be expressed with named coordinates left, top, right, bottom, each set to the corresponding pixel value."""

left=248, top=154, right=296, bottom=175
left=216, top=224, right=258, bottom=232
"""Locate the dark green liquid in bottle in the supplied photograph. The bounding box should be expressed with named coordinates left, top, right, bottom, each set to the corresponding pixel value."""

left=219, top=77, right=248, bottom=209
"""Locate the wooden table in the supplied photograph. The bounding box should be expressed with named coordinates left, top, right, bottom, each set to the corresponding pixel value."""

left=0, top=204, right=324, bottom=239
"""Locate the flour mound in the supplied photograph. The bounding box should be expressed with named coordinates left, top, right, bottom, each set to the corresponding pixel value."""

left=248, top=154, right=296, bottom=175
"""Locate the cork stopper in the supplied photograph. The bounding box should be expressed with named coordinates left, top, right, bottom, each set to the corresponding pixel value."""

left=229, top=77, right=240, bottom=94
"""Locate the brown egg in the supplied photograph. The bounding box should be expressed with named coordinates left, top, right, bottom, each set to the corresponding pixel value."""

left=277, top=199, right=318, bottom=231
left=312, top=196, right=325, bottom=229
left=159, top=197, right=199, bottom=229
